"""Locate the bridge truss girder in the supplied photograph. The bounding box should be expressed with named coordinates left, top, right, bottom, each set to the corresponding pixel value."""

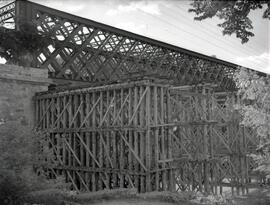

left=0, top=0, right=241, bottom=90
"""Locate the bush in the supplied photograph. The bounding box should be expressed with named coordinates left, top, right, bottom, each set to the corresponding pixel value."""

left=0, top=121, right=67, bottom=204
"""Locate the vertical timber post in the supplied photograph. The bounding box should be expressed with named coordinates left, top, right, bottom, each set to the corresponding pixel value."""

left=167, top=87, right=174, bottom=191
left=154, top=86, right=159, bottom=191
left=145, top=84, right=151, bottom=192
left=202, top=87, right=209, bottom=193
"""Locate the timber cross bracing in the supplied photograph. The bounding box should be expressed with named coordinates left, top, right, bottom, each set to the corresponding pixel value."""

left=0, top=0, right=254, bottom=90
left=35, top=80, right=259, bottom=193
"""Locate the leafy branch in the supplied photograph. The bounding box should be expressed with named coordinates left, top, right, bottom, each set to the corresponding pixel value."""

left=189, top=0, right=270, bottom=43
left=0, top=22, right=56, bottom=66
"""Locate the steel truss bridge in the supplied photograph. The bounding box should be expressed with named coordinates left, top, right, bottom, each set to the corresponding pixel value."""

left=1, top=0, right=264, bottom=90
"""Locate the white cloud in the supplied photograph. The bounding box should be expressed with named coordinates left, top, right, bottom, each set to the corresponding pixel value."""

left=236, top=52, right=270, bottom=74
left=43, top=1, right=85, bottom=13
left=106, top=1, right=161, bottom=16
left=116, top=22, right=146, bottom=33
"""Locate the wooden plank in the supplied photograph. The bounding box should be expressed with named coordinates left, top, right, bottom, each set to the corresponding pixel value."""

left=145, top=85, right=151, bottom=191
left=64, top=137, right=82, bottom=166
left=80, top=132, right=85, bottom=166
left=128, top=87, right=133, bottom=188
left=72, top=132, right=77, bottom=188
left=92, top=92, right=97, bottom=191
left=98, top=131, right=114, bottom=168
left=85, top=132, right=90, bottom=190
left=128, top=87, right=149, bottom=125
left=119, top=131, right=147, bottom=171
left=202, top=88, right=209, bottom=193
left=76, top=132, right=101, bottom=167
left=112, top=89, right=117, bottom=188
left=119, top=88, right=124, bottom=187
left=85, top=93, right=90, bottom=127
left=69, top=101, right=83, bottom=127
left=79, top=94, right=84, bottom=127
left=139, top=86, right=145, bottom=192
left=63, top=96, right=67, bottom=129
left=76, top=171, right=90, bottom=192
left=154, top=86, right=159, bottom=191
left=99, top=93, right=115, bottom=126
left=99, top=91, right=104, bottom=190
left=68, top=133, right=72, bottom=167
left=85, top=133, right=90, bottom=167
left=85, top=94, right=91, bottom=169
left=68, top=95, right=73, bottom=128
left=79, top=96, right=101, bottom=129
left=105, top=91, right=111, bottom=187
left=80, top=122, right=85, bottom=188
left=134, top=86, right=139, bottom=189
left=56, top=96, right=61, bottom=128
left=160, top=87, right=166, bottom=190
left=112, top=92, right=130, bottom=125
left=167, top=88, right=174, bottom=191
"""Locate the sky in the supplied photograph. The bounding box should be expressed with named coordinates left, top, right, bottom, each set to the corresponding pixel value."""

left=0, top=0, right=270, bottom=74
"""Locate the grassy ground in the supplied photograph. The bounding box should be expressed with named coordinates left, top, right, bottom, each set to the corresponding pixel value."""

left=82, top=188, right=270, bottom=205
left=233, top=188, right=270, bottom=205
left=83, top=198, right=185, bottom=205
left=26, top=188, right=196, bottom=205
left=25, top=187, right=270, bottom=205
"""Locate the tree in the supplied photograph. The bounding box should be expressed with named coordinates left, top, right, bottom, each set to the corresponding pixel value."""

left=234, top=68, right=270, bottom=177
left=189, top=0, right=270, bottom=43
left=0, top=121, right=67, bottom=204
left=0, top=22, right=55, bottom=67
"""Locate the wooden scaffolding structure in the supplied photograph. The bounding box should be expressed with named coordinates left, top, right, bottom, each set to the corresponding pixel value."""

left=35, top=79, right=258, bottom=194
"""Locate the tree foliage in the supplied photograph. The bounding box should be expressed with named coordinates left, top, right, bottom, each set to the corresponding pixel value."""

left=234, top=68, right=270, bottom=176
left=0, top=121, right=67, bottom=204
left=189, top=0, right=270, bottom=43
left=0, top=22, right=55, bottom=66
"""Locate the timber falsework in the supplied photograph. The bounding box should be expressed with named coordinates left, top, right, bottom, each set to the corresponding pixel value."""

left=35, top=80, right=259, bottom=194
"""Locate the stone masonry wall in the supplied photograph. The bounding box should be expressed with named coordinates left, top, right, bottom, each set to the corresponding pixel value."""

left=0, top=64, right=51, bottom=127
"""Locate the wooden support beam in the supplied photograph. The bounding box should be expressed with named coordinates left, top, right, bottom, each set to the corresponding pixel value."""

left=145, top=85, right=151, bottom=192
left=139, top=86, right=145, bottom=192
left=153, top=86, right=159, bottom=191
left=34, top=81, right=256, bottom=194
left=119, top=131, right=147, bottom=172
left=134, top=86, right=139, bottom=189
left=128, top=87, right=133, bottom=188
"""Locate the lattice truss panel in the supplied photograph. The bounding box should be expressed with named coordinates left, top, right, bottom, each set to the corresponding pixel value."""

left=0, top=2, right=15, bottom=28
left=35, top=80, right=175, bottom=192
left=0, top=1, right=237, bottom=89
left=169, top=86, right=258, bottom=194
